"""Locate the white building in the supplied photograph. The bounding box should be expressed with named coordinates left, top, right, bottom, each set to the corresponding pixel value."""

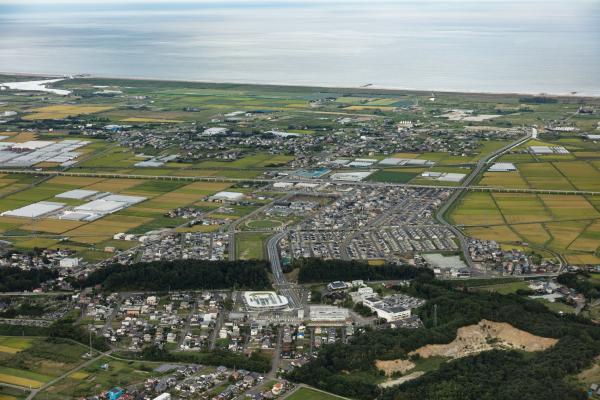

left=309, top=305, right=349, bottom=322
left=202, top=127, right=228, bottom=136
left=330, top=171, right=374, bottom=182
left=59, top=257, right=79, bottom=268
left=210, top=191, right=244, bottom=202
left=55, top=189, right=98, bottom=200
left=243, top=291, right=289, bottom=311
left=1, top=201, right=65, bottom=218
left=376, top=306, right=411, bottom=322
left=357, top=286, right=374, bottom=296
left=488, top=163, right=517, bottom=172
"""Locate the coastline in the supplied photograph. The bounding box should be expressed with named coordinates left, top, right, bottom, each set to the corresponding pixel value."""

left=1, top=70, right=599, bottom=99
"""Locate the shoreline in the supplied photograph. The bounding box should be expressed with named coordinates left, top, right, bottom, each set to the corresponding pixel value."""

left=1, top=70, right=599, bottom=99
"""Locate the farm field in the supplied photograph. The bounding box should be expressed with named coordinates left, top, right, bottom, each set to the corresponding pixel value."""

left=477, top=160, right=600, bottom=191
left=0, top=337, right=34, bottom=355
left=451, top=191, right=600, bottom=263
left=478, top=171, right=529, bottom=188
left=39, top=357, right=167, bottom=399
left=0, top=386, right=28, bottom=400
left=0, top=338, right=87, bottom=390
left=517, top=163, right=574, bottom=190
left=0, top=174, right=238, bottom=261
left=449, top=192, right=505, bottom=226
left=23, top=105, right=113, bottom=120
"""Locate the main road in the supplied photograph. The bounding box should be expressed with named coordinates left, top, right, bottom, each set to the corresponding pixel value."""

left=266, top=231, right=303, bottom=309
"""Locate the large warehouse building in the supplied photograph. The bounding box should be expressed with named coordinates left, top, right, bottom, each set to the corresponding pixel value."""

left=1, top=201, right=65, bottom=218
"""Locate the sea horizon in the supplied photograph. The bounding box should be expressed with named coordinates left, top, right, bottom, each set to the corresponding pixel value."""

left=1, top=1, right=599, bottom=95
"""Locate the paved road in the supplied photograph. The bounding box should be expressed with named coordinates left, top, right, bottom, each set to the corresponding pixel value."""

left=101, top=295, right=123, bottom=336
left=266, top=231, right=303, bottom=309
left=208, top=303, right=225, bottom=350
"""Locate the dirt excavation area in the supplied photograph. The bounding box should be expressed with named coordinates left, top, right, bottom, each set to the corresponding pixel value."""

left=376, top=319, right=558, bottom=387
left=376, top=359, right=416, bottom=377
left=410, top=319, right=558, bottom=359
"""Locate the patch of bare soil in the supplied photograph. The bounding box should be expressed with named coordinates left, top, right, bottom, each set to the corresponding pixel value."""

left=410, top=319, right=557, bottom=359
left=379, top=371, right=425, bottom=388
left=375, top=359, right=415, bottom=377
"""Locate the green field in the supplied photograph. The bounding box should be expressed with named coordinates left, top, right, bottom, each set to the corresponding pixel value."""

left=245, top=219, right=284, bottom=229
left=235, top=232, right=271, bottom=260
left=474, top=280, right=530, bottom=294
left=367, top=170, right=420, bottom=183
left=285, top=387, right=349, bottom=400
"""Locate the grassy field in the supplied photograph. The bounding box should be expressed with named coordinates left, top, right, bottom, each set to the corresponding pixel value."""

left=245, top=219, right=284, bottom=229
left=285, top=387, right=350, bottom=400
left=367, top=169, right=421, bottom=183
left=236, top=232, right=271, bottom=260
left=474, top=280, right=529, bottom=294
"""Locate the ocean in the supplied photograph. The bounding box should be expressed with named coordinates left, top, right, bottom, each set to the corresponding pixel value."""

left=0, top=0, right=598, bottom=95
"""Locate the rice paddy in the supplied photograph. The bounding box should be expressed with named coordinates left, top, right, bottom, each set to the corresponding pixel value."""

left=23, top=105, right=113, bottom=120
left=451, top=191, right=600, bottom=263
left=0, top=338, right=88, bottom=390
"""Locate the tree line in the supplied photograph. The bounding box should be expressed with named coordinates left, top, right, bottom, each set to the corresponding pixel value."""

left=0, top=267, right=58, bottom=292
left=81, top=259, right=271, bottom=291
left=295, top=258, right=433, bottom=283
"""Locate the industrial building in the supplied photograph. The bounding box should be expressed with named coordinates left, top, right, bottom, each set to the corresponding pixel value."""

left=57, top=193, right=146, bottom=221
left=0, top=139, right=90, bottom=167
left=55, top=189, right=99, bottom=200
left=329, top=171, right=374, bottom=182
left=1, top=201, right=65, bottom=218
left=420, top=171, right=466, bottom=182
left=488, top=162, right=517, bottom=172
left=529, top=145, right=569, bottom=155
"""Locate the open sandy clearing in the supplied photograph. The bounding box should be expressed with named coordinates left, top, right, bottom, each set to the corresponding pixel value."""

left=409, top=319, right=557, bottom=359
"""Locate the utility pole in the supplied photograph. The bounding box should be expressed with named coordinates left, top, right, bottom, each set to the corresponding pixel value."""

left=88, top=324, right=93, bottom=357
left=433, top=304, right=438, bottom=328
